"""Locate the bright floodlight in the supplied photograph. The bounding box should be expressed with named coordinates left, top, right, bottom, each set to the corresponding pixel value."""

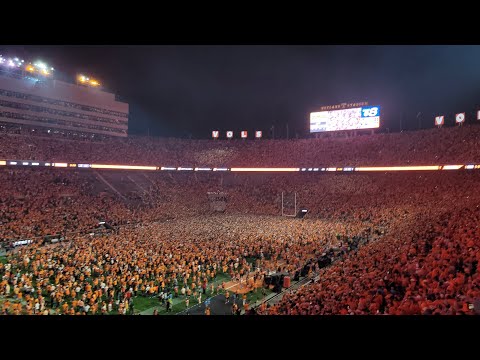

left=34, top=61, right=47, bottom=69
left=24, top=61, right=53, bottom=76
left=78, top=74, right=100, bottom=87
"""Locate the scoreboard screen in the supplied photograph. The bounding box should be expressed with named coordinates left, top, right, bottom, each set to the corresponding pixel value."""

left=310, top=105, right=380, bottom=133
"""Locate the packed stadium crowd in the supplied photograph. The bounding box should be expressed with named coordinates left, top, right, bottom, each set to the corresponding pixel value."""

left=266, top=207, right=480, bottom=315
left=1, top=126, right=480, bottom=315
left=1, top=124, right=480, bottom=167
left=0, top=169, right=142, bottom=240
left=0, top=216, right=366, bottom=315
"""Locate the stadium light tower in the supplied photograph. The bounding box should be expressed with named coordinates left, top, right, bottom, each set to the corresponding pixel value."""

left=77, top=73, right=101, bottom=88
left=25, top=60, right=54, bottom=78
left=0, top=55, right=24, bottom=69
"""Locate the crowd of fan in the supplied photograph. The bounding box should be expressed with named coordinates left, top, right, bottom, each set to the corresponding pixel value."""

left=0, top=169, right=145, bottom=241
left=1, top=127, right=480, bottom=315
left=1, top=168, right=479, bottom=314
left=262, top=172, right=480, bottom=315
left=0, top=215, right=367, bottom=315
left=267, top=206, right=480, bottom=315
left=2, top=168, right=467, bottom=242
left=1, top=124, right=480, bottom=167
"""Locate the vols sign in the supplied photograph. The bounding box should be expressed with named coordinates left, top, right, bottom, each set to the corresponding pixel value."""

left=435, top=116, right=444, bottom=126
left=226, top=131, right=233, bottom=139
left=212, top=130, right=219, bottom=139
left=241, top=131, right=248, bottom=138
left=456, top=113, right=465, bottom=123
left=255, top=131, right=262, bottom=139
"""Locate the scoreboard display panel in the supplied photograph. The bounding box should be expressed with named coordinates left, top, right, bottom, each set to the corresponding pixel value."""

left=310, top=105, right=380, bottom=132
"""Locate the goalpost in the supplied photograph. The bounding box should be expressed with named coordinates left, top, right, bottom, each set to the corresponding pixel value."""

left=281, top=191, right=297, bottom=217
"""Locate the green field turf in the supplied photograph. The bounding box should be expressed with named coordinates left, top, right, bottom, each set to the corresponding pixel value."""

left=1, top=255, right=268, bottom=315
left=132, top=296, right=161, bottom=312
left=246, top=288, right=274, bottom=304
left=136, top=272, right=232, bottom=315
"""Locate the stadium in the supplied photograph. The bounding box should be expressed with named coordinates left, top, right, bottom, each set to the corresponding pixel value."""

left=0, top=47, right=479, bottom=316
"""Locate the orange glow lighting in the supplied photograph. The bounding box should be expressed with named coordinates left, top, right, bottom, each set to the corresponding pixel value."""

left=355, top=166, right=440, bottom=171
left=91, top=164, right=157, bottom=171
left=230, top=168, right=300, bottom=172
left=442, top=165, right=463, bottom=170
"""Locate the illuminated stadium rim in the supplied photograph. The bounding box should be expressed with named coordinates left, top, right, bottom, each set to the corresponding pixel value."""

left=1, top=160, right=479, bottom=172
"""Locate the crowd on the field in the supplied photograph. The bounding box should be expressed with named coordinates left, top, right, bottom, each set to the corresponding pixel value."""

left=265, top=207, right=480, bottom=315
left=1, top=126, right=480, bottom=315
left=0, top=216, right=366, bottom=315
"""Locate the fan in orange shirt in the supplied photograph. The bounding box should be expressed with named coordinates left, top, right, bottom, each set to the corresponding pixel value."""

left=259, top=302, right=267, bottom=313
left=3, top=300, right=11, bottom=313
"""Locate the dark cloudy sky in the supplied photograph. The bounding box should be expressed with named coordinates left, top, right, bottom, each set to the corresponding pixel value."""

left=3, top=45, right=480, bottom=138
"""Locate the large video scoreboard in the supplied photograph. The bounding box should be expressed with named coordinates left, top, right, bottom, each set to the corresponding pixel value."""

left=310, top=105, right=380, bottom=133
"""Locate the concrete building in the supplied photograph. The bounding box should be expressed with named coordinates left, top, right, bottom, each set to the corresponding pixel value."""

left=0, top=71, right=128, bottom=138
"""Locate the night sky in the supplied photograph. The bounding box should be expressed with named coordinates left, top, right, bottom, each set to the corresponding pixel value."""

left=3, top=45, right=480, bottom=138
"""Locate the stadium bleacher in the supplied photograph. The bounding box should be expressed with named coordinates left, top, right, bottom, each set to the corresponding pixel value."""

left=1, top=126, right=479, bottom=315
